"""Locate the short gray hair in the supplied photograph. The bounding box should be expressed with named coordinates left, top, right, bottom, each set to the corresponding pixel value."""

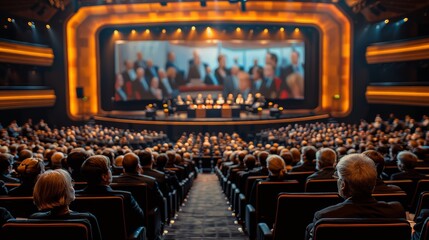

left=316, top=148, right=336, bottom=168
left=337, top=154, right=377, bottom=197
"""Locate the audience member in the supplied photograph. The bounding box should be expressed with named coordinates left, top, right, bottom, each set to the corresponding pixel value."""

left=77, top=155, right=145, bottom=234
left=307, top=148, right=336, bottom=180
left=30, top=169, right=102, bottom=240
left=390, top=151, right=427, bottom=180
left=9, top=158, right=45, bottom=196
left=305, top=154, right=406, bottom=240
left=0, top=153, right=20, bottom=183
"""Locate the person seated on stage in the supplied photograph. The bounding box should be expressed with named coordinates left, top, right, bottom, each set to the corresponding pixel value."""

left=245, top=93, right=254, bottom=105
left=235, top=93, right=244, bottom=105
left=195, top=93, right=204, bottom=104
left=185, top=94, right=193, bottom=105
left=205, top=94, right=214, bottom=105
left=216, top=93, right=225, bottom=105
left=30, top=169, right=102, bottom=240
left=176, top=95, right=185, bottom=105
left=305, top=154, right=406, bottom=240
left=226, top=93, right=234, bottom=104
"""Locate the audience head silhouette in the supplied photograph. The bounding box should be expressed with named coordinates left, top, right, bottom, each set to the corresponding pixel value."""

left=81, top=155, right=111, bottom=185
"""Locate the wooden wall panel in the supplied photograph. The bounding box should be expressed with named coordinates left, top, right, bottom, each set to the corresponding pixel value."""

left=366, top=86, right=429, bottom=106
left=0, top=90, right=56, bottom=110
left=366, top=38, right=429, bottom=64
left=0, top=41, right=54, bottom=66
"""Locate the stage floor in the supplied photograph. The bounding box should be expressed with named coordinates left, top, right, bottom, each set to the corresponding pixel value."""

left=94, top=110, right=330, bottom=126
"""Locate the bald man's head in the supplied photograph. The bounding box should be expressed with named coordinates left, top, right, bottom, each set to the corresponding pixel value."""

left=122, top=153, right=140, bottom=173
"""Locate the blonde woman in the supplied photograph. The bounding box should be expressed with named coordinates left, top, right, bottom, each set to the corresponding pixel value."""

left=30, top=169, right=101, bottom=240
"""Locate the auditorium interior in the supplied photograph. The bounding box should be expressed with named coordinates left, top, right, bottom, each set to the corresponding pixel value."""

left=0, top=0, right=429, bottom=239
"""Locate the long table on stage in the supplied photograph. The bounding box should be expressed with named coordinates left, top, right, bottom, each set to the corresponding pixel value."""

left=187, top=106, right=241, bottom=118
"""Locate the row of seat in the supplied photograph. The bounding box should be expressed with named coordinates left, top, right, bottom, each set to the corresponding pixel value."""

left=0, top=171, right=195, bottom=240
left=215, top=168, right=429, bottom=240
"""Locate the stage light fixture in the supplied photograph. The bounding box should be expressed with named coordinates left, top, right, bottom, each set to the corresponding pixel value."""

left=7, top=17, right=13, bottom=22
left=113, top=29, right=119, bottom=34
left=384, top=19, right=389, bottom=24
left=145, top=29, right=150, bottom=33
left=236, top=27, right=241, bottom=32
left=240, top=0, right=246, bottom=12
left=131, top=29, right=136, bottom=34
left=403, top=17, right=408, bottom=22
left=191, top=26, right=196, bottom=31
left=280, top=27, right=285, bottom=32
left=162, top=29, right=166, bottom=33
left=28, top=22, right=35, bottom=28
left=263, top=28, right=269, bottom=33
left=294, top=27, right=300, bottom=32
left=177, top=28, right=182, bottom=33
left=46, top=24, right=51, bottom=29
left=200, top=1, right=206, bottom=7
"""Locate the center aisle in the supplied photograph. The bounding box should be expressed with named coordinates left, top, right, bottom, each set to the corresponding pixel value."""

left=164, top=173, right=248, bottom=240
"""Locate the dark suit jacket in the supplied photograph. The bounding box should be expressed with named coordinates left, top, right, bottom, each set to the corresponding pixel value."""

left=204, top=74, right=219, bottom=86
left=291, top=161, right=316, bottom=172
left=8, top=182, right=35, bottom=196
left=248, top=65, right=263, bottom=75
left=0, top=173, right=20, bottom=183
left=132, top=77, right=152, bottom=100
left=306, top=167, right=336, bottom=180
left=260, top=77, right=280, bottom=99
left=145, top=66, right=159, bottom=81
left=112, top=173, right=164, bottom=211
left=76, top=185, right=145, bottom=234
left=0, top=207, right=13, bottom=228
left=390, top=170, right=428, bottom=181
left=214, top=67, right=229, bottom=86
left=306, top=196, right=406, bottom=240
left=413, top=209, right=429, bottom=240
left=0, top=181, right=7, bottom=195
left=187, top=63, right=208, bottom=82
left=142, top=167, right=169, bottom=195
left=373, top=178, right=402, bottom=193
left=223, top=75, right=240, bottom=97
left=30, top=211, right=102, bottom=240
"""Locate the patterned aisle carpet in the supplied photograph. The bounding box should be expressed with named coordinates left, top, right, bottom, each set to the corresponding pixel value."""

left=163, top=173, right=248, bottom=240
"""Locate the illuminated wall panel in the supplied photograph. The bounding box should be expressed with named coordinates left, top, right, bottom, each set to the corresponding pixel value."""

left=0, top=40, right=54, bottom=66
left=66, top=1, right=352, bottom=120
left=366, top=37, right=429, bottom=64
left=366, top=86, right=429, bottom=106
left=0, top=90, right=56, bottom=110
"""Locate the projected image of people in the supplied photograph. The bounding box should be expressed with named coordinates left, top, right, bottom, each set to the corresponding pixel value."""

left=113, top=40, right=305, bottom=102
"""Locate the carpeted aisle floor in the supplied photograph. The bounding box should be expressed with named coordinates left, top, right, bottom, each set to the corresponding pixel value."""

left=163, top=173, right=248, bottom=240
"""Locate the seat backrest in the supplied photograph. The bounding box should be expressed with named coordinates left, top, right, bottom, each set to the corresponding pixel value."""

left=285, top=171, right=315, bottom=191
left=420, top=215, right=429, bottom=240
left=305, top=179, right=338, bottom=192
left=384, top=179, right=416, bottom=208
left=256, top=180, right=300, bottom=227
left=272, top=192, right=341, bottom=240
left=71, top=195, right=127, bottom=240
left=244, top=175, right=267, bottom=200
left=313, top=218, right=411, bottom=240
left=1, top=219, right=92, bottom=240
left=109, top=183, right=149, bottom=223
left=0, top=196, right=37, bottom=218
left=411, top=179, right=429, bottom=212
left=373, top=191, right=408, bottom=209
left=414, top=191, right=429, bottom=219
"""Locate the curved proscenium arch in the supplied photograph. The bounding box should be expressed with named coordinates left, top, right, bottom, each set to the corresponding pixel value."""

left=65, top=1, right=352, bottom=120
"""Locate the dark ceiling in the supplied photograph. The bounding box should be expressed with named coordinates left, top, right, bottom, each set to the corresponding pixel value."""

left=1, top=0, right=428, bottom=23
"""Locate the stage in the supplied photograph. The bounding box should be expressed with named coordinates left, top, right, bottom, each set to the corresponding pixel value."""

left=93, top=110, right=330, bottom=138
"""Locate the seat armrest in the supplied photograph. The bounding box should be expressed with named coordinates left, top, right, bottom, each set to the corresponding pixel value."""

left=257, top=223, right=273, bottom=240
left=246, top=204, right=256, bottom=239
left=128, top=226, right=146, bottom=240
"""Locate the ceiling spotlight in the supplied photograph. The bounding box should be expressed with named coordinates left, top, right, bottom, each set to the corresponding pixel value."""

left=28, top=22, right=35, bottom=28
left=263, top=28, right=269, bottom=33
left=145, top=29, right=150, bottom=33
left=131, top=29, right=136, bottom=34
left=294, top=27, right=300, bottom=32
left=384, top=19, right=389, bottom=24
left=236, top=27, right=241, bottom=32
left=191, top=26, right=196, bottom=31
left=403, top=17, right=408, bottom=22
left=177, top=28, right=182, bottom=33
left=7, top=18, right=13, bottom=22
left=46, top=24, right=51, bottom=29
left=280, top=27, right=285, bottom=32
left=162, top=29, right=166, bottom=33
left=113, top=30, right=119, bottom=34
